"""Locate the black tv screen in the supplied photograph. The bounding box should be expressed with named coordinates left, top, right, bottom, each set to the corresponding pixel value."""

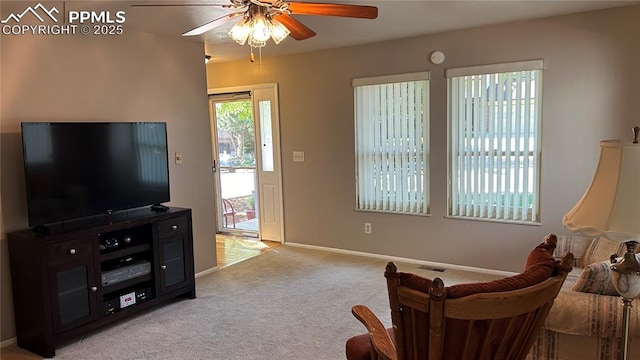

left=21, top=122, right=170, bottom=227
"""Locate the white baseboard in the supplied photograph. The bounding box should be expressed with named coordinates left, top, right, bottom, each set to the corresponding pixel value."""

left=195, top=266, right=219, bottom=278
left=285, top=242, right=517, bottom=277
left=1, top=337, right=16, bottom=348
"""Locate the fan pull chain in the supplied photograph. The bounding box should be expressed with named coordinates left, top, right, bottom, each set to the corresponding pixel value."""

left=248, top=46, right=264, bottom=82
left=259, top=47, right=263, bottom=83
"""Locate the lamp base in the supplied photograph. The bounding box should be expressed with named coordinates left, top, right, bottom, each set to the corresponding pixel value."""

left=610, top=240, right=640, bottom=360
left=619, top=297, right=634, bottom=360
left=610, top=241, right=640, bottom=298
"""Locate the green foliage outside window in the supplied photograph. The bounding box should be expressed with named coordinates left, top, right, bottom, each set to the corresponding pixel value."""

left=216, top=101, right=255, bottom=166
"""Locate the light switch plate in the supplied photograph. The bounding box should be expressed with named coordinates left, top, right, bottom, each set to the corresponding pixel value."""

left=293, top=151, right=305, bottom=162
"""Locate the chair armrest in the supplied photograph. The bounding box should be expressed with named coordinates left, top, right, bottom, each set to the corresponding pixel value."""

left=546, top=289, right=640, bottom=337
left=351, top=305, right=396, bottom=360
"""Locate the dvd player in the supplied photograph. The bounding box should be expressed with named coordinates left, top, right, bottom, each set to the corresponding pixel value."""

left=102, top=261, right=151, bottom=286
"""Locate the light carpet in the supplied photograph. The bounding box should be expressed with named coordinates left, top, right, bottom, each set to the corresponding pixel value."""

left=53, top=246, right=502, bottom=360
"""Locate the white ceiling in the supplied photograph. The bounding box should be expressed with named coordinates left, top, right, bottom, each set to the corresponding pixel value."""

left=4, top=1, right=639, bottom=63
left=126, top=0, right=639, bottom=63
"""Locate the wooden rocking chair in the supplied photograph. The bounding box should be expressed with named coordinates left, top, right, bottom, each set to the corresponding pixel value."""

left=347, top=236, right=573, bottom=360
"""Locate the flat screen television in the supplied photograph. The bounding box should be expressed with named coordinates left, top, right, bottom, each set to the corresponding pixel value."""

left=21, top=122, right=170, bottom=227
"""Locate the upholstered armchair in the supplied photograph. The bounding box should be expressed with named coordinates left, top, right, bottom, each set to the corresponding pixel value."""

left=528, top=235, right=640, bottom=360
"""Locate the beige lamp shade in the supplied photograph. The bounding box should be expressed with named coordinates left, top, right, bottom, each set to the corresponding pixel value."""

left=563, top=140, right=640, bottom=243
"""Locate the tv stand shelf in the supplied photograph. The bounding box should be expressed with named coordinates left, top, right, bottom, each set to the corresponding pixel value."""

left=100, top=243, right=152, bottom=262
left=7, top=207, right=195, bottom=358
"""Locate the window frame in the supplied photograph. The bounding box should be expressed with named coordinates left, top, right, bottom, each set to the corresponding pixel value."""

left=446, top=60, right=544, bottom=224
left=353, top=72, right=430, bottom=215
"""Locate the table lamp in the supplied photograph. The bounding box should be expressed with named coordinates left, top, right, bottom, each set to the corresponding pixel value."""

left=563, top=126, right=640, bottom=360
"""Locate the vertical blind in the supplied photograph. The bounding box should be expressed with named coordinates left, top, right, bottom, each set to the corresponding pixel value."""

left=353, top=72, right=429, bottom=214
left=446, top=60, right=543, bottom=222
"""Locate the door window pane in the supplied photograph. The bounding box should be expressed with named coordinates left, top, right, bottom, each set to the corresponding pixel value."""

left=259, top=100, right=274, bottom=172
left=215, top=99, right=258, bottom=232
left=215, top=101, right=255, bottom=168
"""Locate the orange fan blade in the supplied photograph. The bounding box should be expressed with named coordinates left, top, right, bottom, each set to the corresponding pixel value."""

left=182, top=12, right=244, bottom=36
left=274, top=14, right=316, bottom=40
left=131, top=3, right=231, bottom=7
left=287, top=2, right=378, bottom=19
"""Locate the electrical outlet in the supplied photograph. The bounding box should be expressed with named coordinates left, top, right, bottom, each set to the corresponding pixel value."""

left=364, top=222, right=372, bottom=235
left=293, top=151, right=305, bottom=162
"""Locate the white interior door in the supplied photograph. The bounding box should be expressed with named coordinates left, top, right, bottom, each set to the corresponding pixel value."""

left=252, top=84, right=283, bottom=242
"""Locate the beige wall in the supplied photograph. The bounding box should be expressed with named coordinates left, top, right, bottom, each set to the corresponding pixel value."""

left=207, top=6, right=640, bottom=271
left=0, top=32, right=216, bottom=340
left=1, top=1, right=639, bottom=347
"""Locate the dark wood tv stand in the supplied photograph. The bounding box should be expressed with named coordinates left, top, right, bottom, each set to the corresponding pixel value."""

left=7, top=207, right=196, bottom=358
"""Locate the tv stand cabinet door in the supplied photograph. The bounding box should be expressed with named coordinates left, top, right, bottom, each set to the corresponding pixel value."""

left=159, top=234, right=189, bottom=293
left=156, top=212, right=195, bottom=297
left=48, top=237, right=100, bottom=333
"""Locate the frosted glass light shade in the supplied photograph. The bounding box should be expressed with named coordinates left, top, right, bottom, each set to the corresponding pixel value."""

left=269, top=18, right=290, bottom=44
left=247, top=37, right=266, bottom=48
left=227, top=7, right=289, bottom=48
left=563, top=140, right=640, bottom=243
left=229, top=17, right=250, bottom=45
left=250, top=13, right=270, bottom=43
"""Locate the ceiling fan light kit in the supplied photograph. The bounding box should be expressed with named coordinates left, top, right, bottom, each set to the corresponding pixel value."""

left=228, top=5, right=291, bottom=47
left=135, top=0, right=378, bottom=50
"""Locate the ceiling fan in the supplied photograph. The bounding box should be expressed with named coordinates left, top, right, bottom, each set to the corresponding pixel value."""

left=133, top=0, right=378, bottom=46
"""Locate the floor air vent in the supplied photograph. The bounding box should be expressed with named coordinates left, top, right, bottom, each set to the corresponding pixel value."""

left=418, top=265, right=446, bottom=272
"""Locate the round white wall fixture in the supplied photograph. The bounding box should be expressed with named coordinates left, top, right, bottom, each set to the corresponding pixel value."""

left=430, top=50, right=445, bottom=65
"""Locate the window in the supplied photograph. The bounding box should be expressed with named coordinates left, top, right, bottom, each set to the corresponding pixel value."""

left=446, top=60, right=543, bottom=223
left=258, top=100, right=274, bottom=172
left=353, top=72, right=429, bottom=214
